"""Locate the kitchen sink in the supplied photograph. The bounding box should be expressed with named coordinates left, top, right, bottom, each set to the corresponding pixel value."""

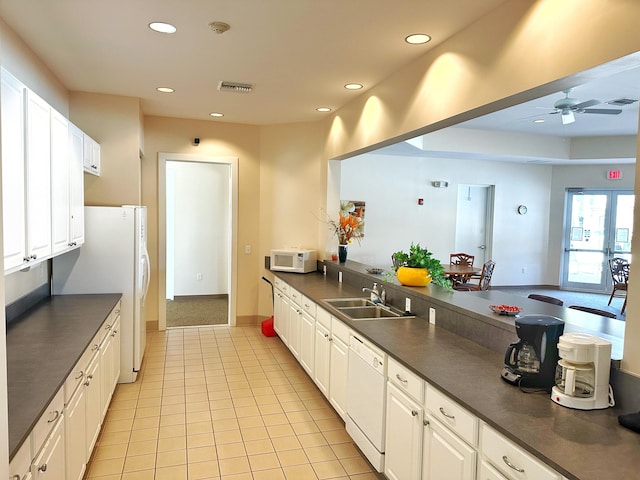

left=322, top=298, right=414, bottom=320
left=339, top=305, right=402, bottom=319
left=323, top=297, right=376, bottom=308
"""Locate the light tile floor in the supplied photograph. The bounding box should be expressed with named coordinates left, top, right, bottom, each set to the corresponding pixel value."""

left=85, top=325, right=382, bottom=480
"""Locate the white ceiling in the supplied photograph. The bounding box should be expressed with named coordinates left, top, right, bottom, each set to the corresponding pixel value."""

left=0, top=0, right=507, bottom=125
left=1, top=0, right=638, bottom=163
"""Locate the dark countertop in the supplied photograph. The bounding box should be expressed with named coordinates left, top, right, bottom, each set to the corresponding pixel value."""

left=6, top=294, right=122, bottom=460
left=273, top=270, right=640, bottom=480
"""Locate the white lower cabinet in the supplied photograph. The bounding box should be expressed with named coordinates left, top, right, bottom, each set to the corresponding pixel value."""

left=479, top=424, right=561, bottom=480
left=64, top=382, right=87, bottom=480
left=385, top=382, right=423, bottom=480
left=478, top=459, right=509, bottom=480
left=9, top=301, right=121, bottom=480
left=273, top=286, right=289, bottom=346
left=313, top=320, right=331, bottom=397
left=287, top=295, right=301, bottom=360
left=300, top=310, right=315, bottom=375
left=10, top=437, right=33, bottom=480
left=424, top=414, right=476, bottom=480
left=32, top=415, right=65, bottom=480
left=328, top=315, right=351, bottom=421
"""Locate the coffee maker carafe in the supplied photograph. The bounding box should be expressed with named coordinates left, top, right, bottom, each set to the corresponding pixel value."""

left=551, top=333, right=613, bottom=410
left=501, top=315, right=565, bottom=389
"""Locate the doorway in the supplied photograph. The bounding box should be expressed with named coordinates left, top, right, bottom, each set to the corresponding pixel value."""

left=455, top=185, right=494, bottom=267
left=562, top=189, right=634, bottom=292
left=158, top=153, right=238, bottom=330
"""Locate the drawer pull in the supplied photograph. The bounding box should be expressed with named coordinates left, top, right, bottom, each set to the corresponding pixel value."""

left=439, top=407, right=455, bottom=419
left=105, top=323, right=112, bottom=330
left=92, top=344, right=99, bottom=352
left=502, top=455, right=525, bottom=473
left=47, top=410, right=60, bottom=423
left=75, top=370, right=84, bottom=380
left=411, top=410, right=419, bottom=417
left=423, top=419, right=430, bottom=426
left=13, top=474, right=21, bottom=480
left=395, top=373, right=408, bottom=385
left=38, top=463, right=47, bottom=472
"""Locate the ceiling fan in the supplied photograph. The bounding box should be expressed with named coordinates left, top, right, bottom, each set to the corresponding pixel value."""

left=546, top=89, right=623, bottom=125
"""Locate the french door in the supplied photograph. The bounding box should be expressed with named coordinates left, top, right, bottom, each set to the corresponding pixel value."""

left=562, top=189, right=633, bottom=292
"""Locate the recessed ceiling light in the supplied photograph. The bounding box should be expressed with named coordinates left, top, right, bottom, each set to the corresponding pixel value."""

left=209, top=112, right=224, bottom=117
left=344, top=83, right=363, bottom=90
left=405, top=33, right=431, bottom=45
left=533, top=119, right=545, bottom=123
left=156, top=87, right=174, bottom=93
left=316, top=107, right=331, bottom=112
left=149, top=22, right=177, bottom=34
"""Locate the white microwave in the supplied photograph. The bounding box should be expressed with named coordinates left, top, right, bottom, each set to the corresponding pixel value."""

left=270, top=249, right=317, bottom=273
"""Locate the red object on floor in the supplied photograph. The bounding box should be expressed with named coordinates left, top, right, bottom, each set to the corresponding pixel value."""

left=261, top=316, right=277, bottom=337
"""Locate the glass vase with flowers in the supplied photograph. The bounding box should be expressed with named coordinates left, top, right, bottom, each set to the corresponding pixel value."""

left=328, top=202, right=364, bottom=262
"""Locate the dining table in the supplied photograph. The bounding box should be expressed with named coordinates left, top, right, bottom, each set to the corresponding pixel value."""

left=442, top=263, right=481, bottom=276
left=442, top=263, right=482, bottom=286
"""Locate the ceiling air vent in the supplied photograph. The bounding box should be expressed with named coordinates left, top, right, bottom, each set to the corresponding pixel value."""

left=607, top=98, right=638, bottom=106
left=217, top=81, right=254, bottom=93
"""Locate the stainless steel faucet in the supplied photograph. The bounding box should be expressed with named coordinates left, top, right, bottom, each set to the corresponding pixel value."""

left=362, top=285, right=386, bottom=305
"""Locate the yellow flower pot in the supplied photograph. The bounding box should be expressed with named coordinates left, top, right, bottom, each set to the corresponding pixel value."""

left=396, top=266, right=432, bottom=286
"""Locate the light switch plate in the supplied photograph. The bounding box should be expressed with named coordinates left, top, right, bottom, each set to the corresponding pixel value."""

left=429, top=307, right=436, bottom=325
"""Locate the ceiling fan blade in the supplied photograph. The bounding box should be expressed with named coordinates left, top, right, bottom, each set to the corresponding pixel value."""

left=582, top=108, right=623, bottom=115
left=561, top=110, right=575, bottom=125
left=573, top=99, right=601, bottom=109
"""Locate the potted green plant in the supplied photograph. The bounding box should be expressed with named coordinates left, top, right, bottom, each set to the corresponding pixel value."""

left=390, top=243, right=451, bottom=289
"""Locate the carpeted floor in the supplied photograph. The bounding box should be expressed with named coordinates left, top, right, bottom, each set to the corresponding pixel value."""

left=166, top=294, right=228, bottom=327
left=495, top=286, right=626, bottom=320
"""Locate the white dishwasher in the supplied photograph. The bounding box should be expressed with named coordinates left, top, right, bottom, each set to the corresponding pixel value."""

left=346, top=333, right=387, bottom=472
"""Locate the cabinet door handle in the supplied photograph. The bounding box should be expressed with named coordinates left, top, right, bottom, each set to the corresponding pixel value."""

left=502, top=455, right=525, bottom=473
left=38, top=463, right=47, bottom=472
left=47, top=410, right=60, bottom=423
left=75, top=370, right=84, bottom=380
left=12, top=474, right=21, bottom=480
left=395, top=373, right=408, bottom=385
left=411, top=410, right=419, bottom=417
left=439, top=407, right=455, bottom=419
left=92, top=344, right=100, bottom=351
left=324, top=333, right=329, bottom=338
left=423, top=419, right=430, bottom=426
left=105, top=324, right=112, bottom=331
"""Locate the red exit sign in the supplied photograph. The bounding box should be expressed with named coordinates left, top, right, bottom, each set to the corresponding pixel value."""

left=608, top=170, right=622, bottom=180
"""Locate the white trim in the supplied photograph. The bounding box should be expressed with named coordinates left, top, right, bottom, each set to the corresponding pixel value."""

left=158, top=152, right=238, bottom=330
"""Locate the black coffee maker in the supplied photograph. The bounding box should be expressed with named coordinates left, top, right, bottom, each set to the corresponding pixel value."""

left=501, top=315, right=565, bottom=389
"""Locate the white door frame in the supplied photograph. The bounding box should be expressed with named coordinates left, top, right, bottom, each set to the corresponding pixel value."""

left=158, top=152, right=238, bottom=330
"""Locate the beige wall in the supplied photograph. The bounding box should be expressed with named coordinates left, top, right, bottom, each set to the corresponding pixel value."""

left=2, top=0, right=640, bottom=374
left=69, top=92, right=142, bottom=206
left=142, top=116, right=261, bottom=324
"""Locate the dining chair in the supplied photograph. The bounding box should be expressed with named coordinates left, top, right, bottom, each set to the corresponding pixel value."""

left=453, top=260, right=495, bottom=291
left=527, top=294, right=564, bottom=306
left=608, top=257, right=629, bottom=314
left=449, top=253, right=475, bottom=286
left=568, top=305, right=617, bottom=319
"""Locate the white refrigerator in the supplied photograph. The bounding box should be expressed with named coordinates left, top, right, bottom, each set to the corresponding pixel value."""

left=53, top=205, right=150, bottom=383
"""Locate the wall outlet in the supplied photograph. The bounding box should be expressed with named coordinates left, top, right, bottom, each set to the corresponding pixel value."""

left=245, top=244, right=251, bottom=254
left=196, top=273, right=203, bottom=281
left=405, top=298, right=411, bottom=313
left=429, top=307, right=436, bottom=325
left=521, top=267, right=525, bottom=274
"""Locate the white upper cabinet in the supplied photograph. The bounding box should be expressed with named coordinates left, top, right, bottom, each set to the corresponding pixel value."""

left=68, top=123, right=85, bottom=247
left=25, top=89, right=53, bottom=263
left=51, top=108, right=70, bottom=254
left=1, top=69, right=27, bottom=271
left=1, top=68, right=87, bottom=272
left=83, top=133, right=100, bottom=176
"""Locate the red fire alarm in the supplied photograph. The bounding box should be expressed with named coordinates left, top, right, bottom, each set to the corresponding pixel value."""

left=418, top=198, right=424, bottom=205
left=608, top=170, right=621, bottom=180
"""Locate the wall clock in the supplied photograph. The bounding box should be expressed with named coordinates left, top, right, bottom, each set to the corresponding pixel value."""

left=517, top=205, right=528, bottom=215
